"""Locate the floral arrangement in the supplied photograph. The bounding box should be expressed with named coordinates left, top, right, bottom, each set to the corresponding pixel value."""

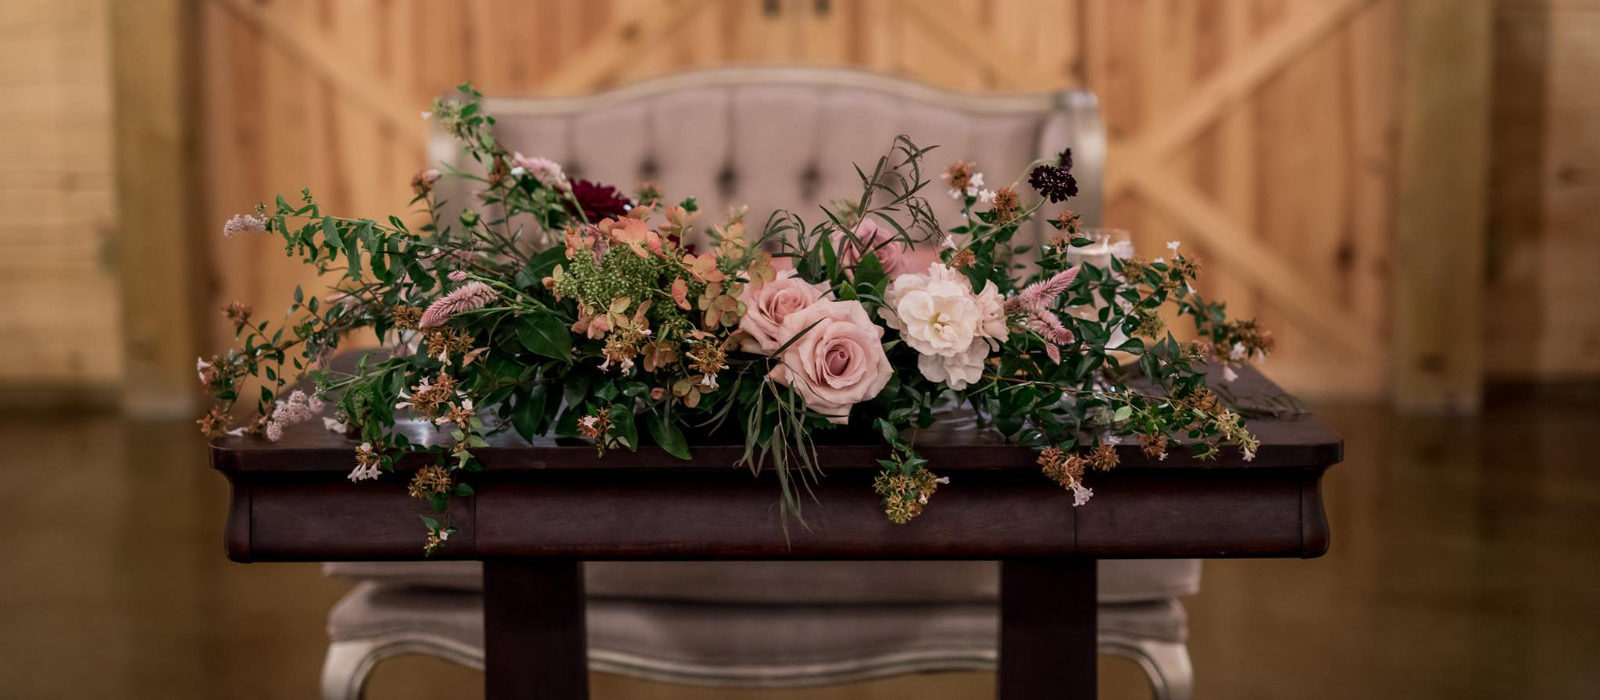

left=199, top=85, right=1272, bottom=553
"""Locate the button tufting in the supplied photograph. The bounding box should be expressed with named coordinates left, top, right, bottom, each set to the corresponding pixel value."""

left=800, top=164, right=822, bottom=199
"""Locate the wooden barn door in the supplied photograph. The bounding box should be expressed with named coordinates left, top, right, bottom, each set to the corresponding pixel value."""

left=197, top=0, right=1399, bottom=399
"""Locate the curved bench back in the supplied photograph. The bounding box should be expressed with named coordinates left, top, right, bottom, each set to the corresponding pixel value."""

left=435, top=67, right=1104, bottom=247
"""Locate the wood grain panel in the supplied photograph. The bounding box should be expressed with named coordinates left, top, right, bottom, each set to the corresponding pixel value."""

left=0, top=0, right=120, bottom=393
left=1488, top=2, right=1600, bottom=378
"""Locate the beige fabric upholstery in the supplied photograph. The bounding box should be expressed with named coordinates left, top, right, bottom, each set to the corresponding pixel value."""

left=323, top=559, right=1201, bottom=605
left=443, top=67, right=1105, bottom=250
left=327, top=581, right=1187, bottom=667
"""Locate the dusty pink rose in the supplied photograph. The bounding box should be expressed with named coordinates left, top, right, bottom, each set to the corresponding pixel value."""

left=769, top=300, right=892, bottom=424
left=737, top=269, right=827, bottom=354
left=831, top=217, right=907, bottom=277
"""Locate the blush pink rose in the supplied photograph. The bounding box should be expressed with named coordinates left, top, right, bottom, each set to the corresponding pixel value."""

left=738, top=269, right=828, bottom=355
left=831, top=217, right=907, bottom=277
left=769, top=300, right=893, bottom=424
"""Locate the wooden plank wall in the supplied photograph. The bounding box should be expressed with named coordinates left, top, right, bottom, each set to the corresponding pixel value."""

left=0, top=0, right=121, bottom=396
left=1488, top=0, right=1600, bottom=379
left=196, top=0, right=1399, bottom=399
left=1392, top=0, right=1491, bottom=413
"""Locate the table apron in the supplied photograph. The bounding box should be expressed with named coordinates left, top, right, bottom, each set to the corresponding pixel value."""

left=225, top=467, right=1328, bottom=561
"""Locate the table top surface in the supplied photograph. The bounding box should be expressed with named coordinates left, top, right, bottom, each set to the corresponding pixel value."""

left=212, top=364, right=1341, bottom=475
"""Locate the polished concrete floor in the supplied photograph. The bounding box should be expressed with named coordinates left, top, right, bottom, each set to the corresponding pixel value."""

left=2, top=390, right=1598, bottom=699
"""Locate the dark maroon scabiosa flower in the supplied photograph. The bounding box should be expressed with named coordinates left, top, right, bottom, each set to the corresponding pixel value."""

left=567, top=179, right=632, bottom=222
left=1028, top=148, right=1078, bottom=203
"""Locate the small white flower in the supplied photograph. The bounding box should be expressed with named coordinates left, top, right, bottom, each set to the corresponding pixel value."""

left=322, top=416, right=350, bottom=433
left=700, top=374, right=719, bottom=390
left=1102, top=433, right=1123, bottom=446
left=510, top=166, right=527, bottom=177
left=1166, top=240, right=1181, bottom=254
left=1071, top=482, right=1094, bottom=506
left=437, top=530, right=450, bottom=541
left=196, top=357, right=212, bottom=383
left=1222, top=365, right=1239, bottom=383
left=978, top=189, right=997, bottom=204
left=1157, top=452, right=1169, bottom=461
left=1242, top=447, right=1257, bottom=462
left=1229, top=343, right=1248, bottom=362
left=348, top=463, right=381, bottom=482
left=942, top=234, right=958, bottom=250
left=970, top=172, right=985, bottom=189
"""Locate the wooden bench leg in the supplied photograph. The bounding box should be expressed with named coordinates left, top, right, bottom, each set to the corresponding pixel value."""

left=484, top=559, right=589, bottom=700
left=1000, top=558, right=1098, bottom=700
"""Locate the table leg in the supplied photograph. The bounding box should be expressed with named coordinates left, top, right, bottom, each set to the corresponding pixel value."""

left=483, top=559, right=589, bottom=700
left=999, top=558, right=1098, bottom=700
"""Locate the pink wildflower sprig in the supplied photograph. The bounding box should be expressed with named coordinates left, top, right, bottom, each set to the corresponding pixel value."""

left=419, top=281, right=499, bottom=328
left=265, top=390, right=325, bottom=442
left=1007, top=267, right=1081, bottom=364
left=222, top=214, right=268, bottom=237
left=1006, top=266, right=1080, bottom=315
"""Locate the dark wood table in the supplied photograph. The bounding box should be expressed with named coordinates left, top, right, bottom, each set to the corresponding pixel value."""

left=212, top=366, right=1340, bottom=699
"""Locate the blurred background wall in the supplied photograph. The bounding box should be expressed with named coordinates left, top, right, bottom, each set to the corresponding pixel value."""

left=2, top=0, right=121, bottom=398
left=3, top=0, right=1596, bottom=414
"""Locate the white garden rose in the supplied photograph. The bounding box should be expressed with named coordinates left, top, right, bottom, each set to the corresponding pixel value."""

left=880, top=263, right=981, bottom=356
left=881, top=263, right=1005, bottom=388
left=917, top=337, right=991, bottom=390
left=974, top=280, right=1009, bottom=341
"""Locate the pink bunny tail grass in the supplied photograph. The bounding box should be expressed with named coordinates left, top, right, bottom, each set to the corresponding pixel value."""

left=419, top=281, right=499, bottom=328
left=1006, top=266, right=1080, bottom=314
left=1025, top=309, right=1075, bottom=364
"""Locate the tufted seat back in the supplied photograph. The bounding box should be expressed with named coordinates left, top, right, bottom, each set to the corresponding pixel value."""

left=438, top=67, right=1105, bottom=248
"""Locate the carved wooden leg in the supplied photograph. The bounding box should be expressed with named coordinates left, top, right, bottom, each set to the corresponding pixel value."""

left=483, top=559, right=589, bottom=700
left=999, top=558, right=1098, bottom=700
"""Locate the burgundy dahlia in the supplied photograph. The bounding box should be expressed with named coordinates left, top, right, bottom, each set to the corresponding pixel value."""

left=568, top=179, right=632, bottom=222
